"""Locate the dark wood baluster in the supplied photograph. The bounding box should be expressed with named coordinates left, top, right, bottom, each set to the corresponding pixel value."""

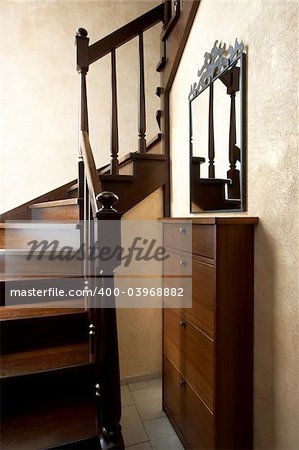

left=138, top=32, right=147, bottom=153
left=94, top=192, right=124, bottom=450
left=208, top=83, right=215, bottom=178
left=226, top=66, right=240, bottom=198
left=110, top=49, right=119, bottom=175
left=76, top=29, right=95, bottom=357
left=229, top=91, right=236, bottom=170
left=87, top=197, right=95, bottom=358
left=76, top=28, right=90, bottom=220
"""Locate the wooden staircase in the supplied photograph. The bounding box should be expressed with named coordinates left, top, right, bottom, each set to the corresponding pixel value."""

left=0, top=2, right=202, bottom=448
left=0, top=3, right=167, bottom=448
left=191, top=156, right=241, bottom=211
left=0, top=215, right=96, bottom=448
left=0, top=134, right=165, bottom=222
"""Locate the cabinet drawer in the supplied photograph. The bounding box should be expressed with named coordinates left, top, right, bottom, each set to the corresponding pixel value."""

left=163, top=355, right=213, bottom=449
left=163, top=223, right=215, bottom=259
left=164, top=309, right=214, bottom=411
left=164, top=254, right=215, bottom=339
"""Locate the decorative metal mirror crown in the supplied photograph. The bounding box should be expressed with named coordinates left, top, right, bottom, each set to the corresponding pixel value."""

left=189, top=39, right=246, bottom=212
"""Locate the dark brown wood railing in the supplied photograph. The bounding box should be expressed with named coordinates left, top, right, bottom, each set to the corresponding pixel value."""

left=75, top=4, right=165, bottom=449
left=88, top=4, right=164, bottom=64
left=76, top=3, right=164, bottom=177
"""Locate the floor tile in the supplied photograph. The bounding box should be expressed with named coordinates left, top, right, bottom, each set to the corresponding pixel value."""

left=128, top=381, right=150, bottom=392
left=148, top=378, right=162, bottom=388
left=151, top=435, right=184, bottom=450
left=132, top=386, right=165, bottom=421
left=143, top=417, right=174, bottom=441
left=121, top=405, right=148, bottom=446
left=126, top=442, right=152, bottom=450
left=121, top=385, right=134, bottom=407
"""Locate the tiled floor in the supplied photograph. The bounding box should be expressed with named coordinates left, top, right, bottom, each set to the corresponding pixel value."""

left=121, top=378, right=183, bottom=449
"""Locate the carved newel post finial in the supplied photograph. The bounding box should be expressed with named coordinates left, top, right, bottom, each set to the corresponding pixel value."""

left=96, top=191, right=119, bottom=213
left=76, top=28, right=88, bottom=38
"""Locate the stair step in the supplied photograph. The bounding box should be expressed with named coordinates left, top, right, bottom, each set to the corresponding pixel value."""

left=1, top=306, right=88, bottom=353
left=30, top=199, right=79, bottom=209
left=1, top=252, right=83, bottom=280
left=199, top=177, right=231, bottom=184
left=30, top=199, right=80, bottom=220
left=0, top=222, right=80, bottom=249
left=99, top=174, right=134, bottom=181
left=0, top=276, right=86, bottom=308
left=68, top=135, right=162, bottom=189
left=223, top=199, right=241, bottom=209
left=130, top=153, right=166, bottom=160
left=97, top=134, right=162, bottom=174
left=192, top=178, right=230, bottom=211
left=0, top=342, right=90, bottom=378
left=1, top=395, right=96, bottom=450
left=0, top=300, right=85, bottom=320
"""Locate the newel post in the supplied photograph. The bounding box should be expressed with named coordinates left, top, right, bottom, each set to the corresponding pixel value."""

left=94, top=191, right=124, bottom=450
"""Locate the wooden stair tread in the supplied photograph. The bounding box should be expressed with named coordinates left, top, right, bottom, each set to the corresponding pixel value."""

left=0, top=301, right=85, bottom=320
left=129, top=153, right=165, bottom=160
left=0, top=342, right=90, bottom=378
left=0, top=222, right=79, bottom=229
left=199, top=178, right=232, bottom=184
left=2, top=396, right=97, bottom=450
left=30, top=198, right=80, bottom=209
left=100, top=174, right=134, bottom=181
left=0, top=274, right=80, bottom=282
left=68, top=134, right=162, bottom=191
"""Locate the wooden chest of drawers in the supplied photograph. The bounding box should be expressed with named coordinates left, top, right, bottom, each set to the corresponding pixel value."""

left=161, top=218, right=258, bottom=450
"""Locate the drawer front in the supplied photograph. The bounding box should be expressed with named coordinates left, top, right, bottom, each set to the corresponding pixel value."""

left=163, top=223, right=215, bottom=259
left=164, top=309, right=214, bottom=411
left=164, top=253, right=215, bottom=339
left=163, top=354, right=213, bottom=449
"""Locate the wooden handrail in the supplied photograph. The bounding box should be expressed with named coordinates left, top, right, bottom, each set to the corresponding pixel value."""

left=88, top=3, right=164, bottom=65
left=80, top=131, right=102, bottom=216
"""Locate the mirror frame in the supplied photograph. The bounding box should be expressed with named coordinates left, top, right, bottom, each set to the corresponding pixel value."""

left=188, top=39, right=246, bottom=213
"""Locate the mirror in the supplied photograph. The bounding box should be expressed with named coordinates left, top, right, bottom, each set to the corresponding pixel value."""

left=189, top=40, right=246, bottom=212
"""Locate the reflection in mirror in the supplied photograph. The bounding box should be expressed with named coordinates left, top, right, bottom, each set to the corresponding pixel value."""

left=189, top=40, right=246, bottom=212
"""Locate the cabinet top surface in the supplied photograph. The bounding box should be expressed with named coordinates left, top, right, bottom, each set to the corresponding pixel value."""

left=159, top=217, right=259, bottom=225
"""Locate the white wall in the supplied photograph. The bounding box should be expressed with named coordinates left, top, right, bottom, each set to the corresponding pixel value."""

left=170, top=1, right=298, bottom=448
left=0, top=0, right=160, bottom=213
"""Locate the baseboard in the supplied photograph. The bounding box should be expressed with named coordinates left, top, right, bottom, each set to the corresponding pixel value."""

left=120, top=371, right=161, bottom=386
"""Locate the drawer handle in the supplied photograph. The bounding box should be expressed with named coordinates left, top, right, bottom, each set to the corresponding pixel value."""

left=179, top=320, right=186, bottom=328
left=179, top=378, right=186, bottom=387
left=179, top=260, right=186, bottom=267
left=179, top=227, right=186, bottom=234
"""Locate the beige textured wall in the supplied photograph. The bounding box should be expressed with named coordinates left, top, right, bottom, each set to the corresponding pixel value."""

left=0, top=0, right=160, bottom=213
left=119, top=188, right=163, bottom=379
left=170, top=1, right=298, bottom=448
